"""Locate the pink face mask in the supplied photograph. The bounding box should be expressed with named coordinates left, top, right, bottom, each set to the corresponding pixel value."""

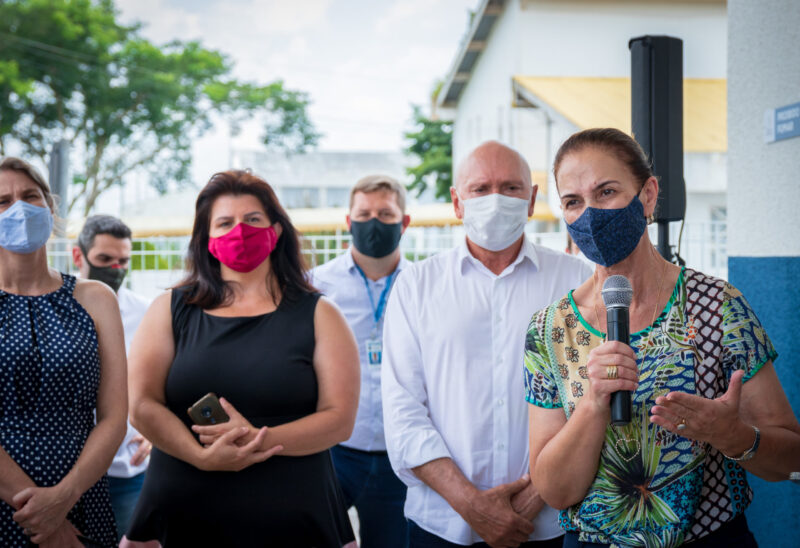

left=207, top=222, right=278, bottom=273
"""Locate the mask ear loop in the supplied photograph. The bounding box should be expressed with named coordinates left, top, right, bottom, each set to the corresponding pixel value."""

left=639, top=181, right=655, bottom=225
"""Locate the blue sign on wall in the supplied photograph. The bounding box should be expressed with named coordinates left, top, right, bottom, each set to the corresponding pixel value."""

left=765, top=101, right=800, bottom=143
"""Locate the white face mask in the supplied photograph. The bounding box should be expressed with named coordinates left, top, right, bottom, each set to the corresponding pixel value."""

left=458, top=192, right=530, bottom=251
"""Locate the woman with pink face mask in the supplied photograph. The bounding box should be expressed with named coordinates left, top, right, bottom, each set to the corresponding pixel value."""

left=124, top=170, right=359, bottom=547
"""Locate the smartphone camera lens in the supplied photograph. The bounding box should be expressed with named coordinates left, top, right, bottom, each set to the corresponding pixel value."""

left=201, top=406, right=212, bottom=418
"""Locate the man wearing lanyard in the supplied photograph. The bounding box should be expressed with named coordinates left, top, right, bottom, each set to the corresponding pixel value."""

left=311, top=174, right=411, bottom=548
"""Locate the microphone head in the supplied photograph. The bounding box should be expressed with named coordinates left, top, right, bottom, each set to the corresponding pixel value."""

left=601, top=275, right=633, bottom=309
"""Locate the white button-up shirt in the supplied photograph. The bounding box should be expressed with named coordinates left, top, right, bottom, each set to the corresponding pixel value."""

left=382, top=237, right=592, bottom=544
left=109, top=286, right=152, bottom=478
left=312, top=249, right=408, bottom=452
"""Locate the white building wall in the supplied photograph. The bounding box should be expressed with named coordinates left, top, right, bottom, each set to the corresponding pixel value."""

left=728, top=0, right=800, bottom=258
left=450, top=0, right=727, bottom=225
left=516, top=0, right=726, bottom=79
left=453, top=1, right=527, bottom=168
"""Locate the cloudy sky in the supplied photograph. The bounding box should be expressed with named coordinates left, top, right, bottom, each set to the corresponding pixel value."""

left=115, top=0, right=476, bottom=179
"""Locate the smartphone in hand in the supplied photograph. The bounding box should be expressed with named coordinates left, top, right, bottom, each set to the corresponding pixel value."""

left=187, top=392, right=230, bottom=425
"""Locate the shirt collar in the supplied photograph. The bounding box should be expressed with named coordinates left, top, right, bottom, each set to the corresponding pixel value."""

left=458, top=236, right=540, bottom=276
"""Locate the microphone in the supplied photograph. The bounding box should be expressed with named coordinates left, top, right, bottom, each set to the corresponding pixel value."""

left=601, top=275, right=633, bottom=426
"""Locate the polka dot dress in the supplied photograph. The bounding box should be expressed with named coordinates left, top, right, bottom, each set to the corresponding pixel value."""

left=0, top=274, right=116, bottom=547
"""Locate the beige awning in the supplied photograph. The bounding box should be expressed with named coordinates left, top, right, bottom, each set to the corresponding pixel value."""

left=512, top=76, right=727, bottom=153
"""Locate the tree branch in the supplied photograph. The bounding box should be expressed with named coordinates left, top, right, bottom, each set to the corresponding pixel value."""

left=16, top=134, right=48, bottom=162
left=75, top=136, right=108, bottom=215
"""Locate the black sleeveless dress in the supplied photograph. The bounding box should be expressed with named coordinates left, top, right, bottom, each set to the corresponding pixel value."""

left=127, top=288, right=355, bottom=547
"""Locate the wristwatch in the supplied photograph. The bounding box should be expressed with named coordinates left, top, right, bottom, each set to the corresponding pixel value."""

left=722, top=425, right=760, bottom=462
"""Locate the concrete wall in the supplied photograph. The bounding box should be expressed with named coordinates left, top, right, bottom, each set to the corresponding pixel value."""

left=728, top=1, right=800, bottom=544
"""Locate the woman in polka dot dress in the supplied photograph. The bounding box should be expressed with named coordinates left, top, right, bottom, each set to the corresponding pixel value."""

left=0, top=158, right=128, bottom=548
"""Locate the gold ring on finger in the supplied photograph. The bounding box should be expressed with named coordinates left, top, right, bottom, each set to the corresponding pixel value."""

left=677, top=418, right=687, bottom=431
left=606, top=365, right=618, bottom=380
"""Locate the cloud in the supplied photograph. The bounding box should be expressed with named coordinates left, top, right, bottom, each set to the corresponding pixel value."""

left=115, top=0, right=477, bottom=152
left=118, top=0, right=333, bottom=40
left=212, top=0, right=333, bottom=34
left=375, top=0, right=445, bottom=33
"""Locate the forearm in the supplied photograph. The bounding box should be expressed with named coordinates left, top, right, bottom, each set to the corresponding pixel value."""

left=718, top=422, right=800, bottom=481
left=131, top=398, right=203, bottom=468
left=57, top=412, right=126, bottom=506
left=259, top=408, right=354, bottom=457
left=412, top=457, right=478, bottom=518
left=0, top=447, right=37, bottom=507
left=533, top=401, right=608, bottom=509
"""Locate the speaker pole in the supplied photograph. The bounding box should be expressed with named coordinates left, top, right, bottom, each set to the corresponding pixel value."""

left=657, top=220, right=671, bottom=261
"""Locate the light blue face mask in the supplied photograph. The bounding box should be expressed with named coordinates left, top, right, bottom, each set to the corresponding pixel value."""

left=0, top=200, right=54, bottom=254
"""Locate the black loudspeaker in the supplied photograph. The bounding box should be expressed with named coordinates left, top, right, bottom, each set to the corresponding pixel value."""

left=629, top=36, right=686, bottom=223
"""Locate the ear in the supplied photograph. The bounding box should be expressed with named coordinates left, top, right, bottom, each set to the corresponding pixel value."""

left=450, top=186, right=464, bottom=220
left=273, top=222, right=283, bottom=239
left=346, top=214, right=352, bottom=232
left=72, top=246, right=83, bottom=269
left=528, top=184, right=538, bottom=218
left=401, top=214, right=411, bottom=233
left=640, top=176, right=659, bottom=218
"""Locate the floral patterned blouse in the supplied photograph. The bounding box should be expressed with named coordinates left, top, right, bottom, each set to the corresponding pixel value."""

left=523, top=268, right=777, bottom=547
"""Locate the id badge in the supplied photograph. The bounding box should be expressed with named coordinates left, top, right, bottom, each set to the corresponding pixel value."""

left=366, top=338, right=382, bottom=366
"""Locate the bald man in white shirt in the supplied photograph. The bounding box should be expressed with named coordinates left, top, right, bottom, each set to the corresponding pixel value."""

left=382, top=142, right=592, bottom=548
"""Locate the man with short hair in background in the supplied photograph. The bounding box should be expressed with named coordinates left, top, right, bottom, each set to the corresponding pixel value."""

left=311, top=175, right=411, bottom=548
left=73, top=214, right=151, bottom=540
left=382, top=141, right=593, bottom=547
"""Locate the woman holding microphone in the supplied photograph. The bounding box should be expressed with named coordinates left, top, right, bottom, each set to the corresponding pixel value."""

left=524, top=129, right=800, bottom=547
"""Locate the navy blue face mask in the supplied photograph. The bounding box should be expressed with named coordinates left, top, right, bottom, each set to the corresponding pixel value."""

left=350, top=218, right=403, bottom=258
left=566, top=195, right=647, bottom=267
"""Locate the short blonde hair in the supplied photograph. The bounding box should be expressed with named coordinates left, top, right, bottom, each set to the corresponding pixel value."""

left=349, top=174, right=406, bottom=213
left=0, top=157, right=55, bottom=211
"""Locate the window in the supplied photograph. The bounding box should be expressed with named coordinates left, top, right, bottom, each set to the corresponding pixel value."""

left=280, top=187, right=320, bottom=209
left=709, top=206, right=727, bottom=273
left=325, top=187, right=350, bottom=208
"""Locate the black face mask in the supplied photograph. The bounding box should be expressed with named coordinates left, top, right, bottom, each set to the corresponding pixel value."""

left=350, top=218, right=403, bottom=258
left=83, top=251, right=128, bottom=293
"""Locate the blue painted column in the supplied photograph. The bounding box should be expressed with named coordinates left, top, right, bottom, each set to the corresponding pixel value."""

left=728, top=1, right=800, bottom=544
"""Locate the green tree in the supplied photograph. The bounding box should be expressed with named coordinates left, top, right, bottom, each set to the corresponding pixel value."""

left=404, top=105, right=453, bottom=202
left=0, top=0, right=320, bottom=215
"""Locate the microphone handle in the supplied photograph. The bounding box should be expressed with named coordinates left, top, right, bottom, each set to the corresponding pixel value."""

left=606, top=306, right=632, bottom=426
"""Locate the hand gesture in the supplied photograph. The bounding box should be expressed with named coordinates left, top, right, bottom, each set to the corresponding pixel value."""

left=585, top=341, right=639, bottom=411
left=198, top=426, right=283, bottom=472
left=37, top=520, right=84, bottom=548
left=650, top=369, right=751, bottom=454
left=192, top=397, right=255, bottom=447
left=463, top=476, right=535, bottom=548
left=129, top=434, right=152, bottom=466
left=12, top=484, right=76, bottom=544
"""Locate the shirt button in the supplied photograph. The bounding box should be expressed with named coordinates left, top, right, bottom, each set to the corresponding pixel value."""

left=498, top=443, right=505, bottom=450
left=498, top=398, right=505, bottom=406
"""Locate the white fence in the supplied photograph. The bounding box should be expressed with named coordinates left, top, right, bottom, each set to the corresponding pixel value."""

left=47, top=221, right=727, bottom=300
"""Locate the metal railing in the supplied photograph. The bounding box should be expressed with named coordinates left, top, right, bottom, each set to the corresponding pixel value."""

left=47, top=221, right=728, bottom=299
